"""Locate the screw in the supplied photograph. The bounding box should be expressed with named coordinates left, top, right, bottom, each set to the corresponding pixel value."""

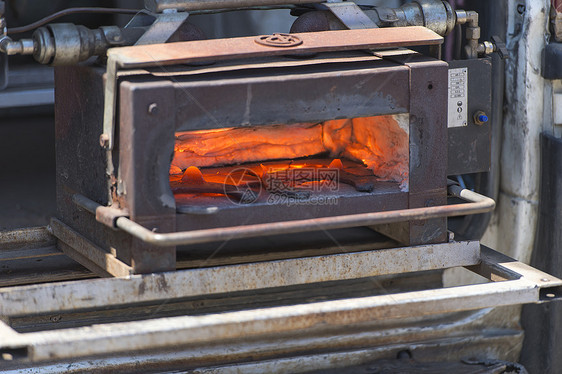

left=474, top=111, right=489, bottom=126
left=517, top=4, right=526, bottom=15
left=541, top=278, right=550, bottom=282
left=148, top=103, right=159, bottom=115
left=99, top=133, right=110, bottom=148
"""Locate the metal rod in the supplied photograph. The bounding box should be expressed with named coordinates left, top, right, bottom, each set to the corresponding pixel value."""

left=145, top=0, right=322, bottom=12
left=7, top=7, right=147, bottom=35
left=5, top=277, right=555, bottom=362
left=72, top=194, right=99, bottom=215
left=108, top=185, right=495, bottom=247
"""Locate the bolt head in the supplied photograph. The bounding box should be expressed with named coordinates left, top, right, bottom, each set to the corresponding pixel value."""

left=99, top=134, right=110, bottom=148
left=474, top=111, right=489, bottom=126
left=148, top=103, right=159, bottom=115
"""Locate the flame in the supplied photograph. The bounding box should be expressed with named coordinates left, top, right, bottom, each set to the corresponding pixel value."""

left=171, top=115, right=410, bottom=191
left=328, top=158, right=344, bottom=170
left=181, top=166, right=206, bottom=184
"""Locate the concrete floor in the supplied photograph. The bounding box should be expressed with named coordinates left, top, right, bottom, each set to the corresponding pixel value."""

left=0, top=113, right=56, bottom=230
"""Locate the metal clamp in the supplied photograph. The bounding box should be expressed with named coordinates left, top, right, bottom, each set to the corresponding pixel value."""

left=74, top=184, right=495, bottom=247
left=320, top=2, right=378, bottom=29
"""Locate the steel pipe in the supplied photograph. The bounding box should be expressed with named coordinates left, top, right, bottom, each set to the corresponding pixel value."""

left=145, top=0, right=322, bottom=12
left=102, top=185, right=496, bottom=247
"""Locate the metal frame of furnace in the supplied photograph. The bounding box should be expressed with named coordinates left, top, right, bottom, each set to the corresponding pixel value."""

left=53, top=27, right=453, bottom=275
left=0, top=238, right=561, bottom=366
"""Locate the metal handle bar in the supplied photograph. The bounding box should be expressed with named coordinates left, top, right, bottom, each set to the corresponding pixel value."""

left=74, top=184, right=494, bottom=247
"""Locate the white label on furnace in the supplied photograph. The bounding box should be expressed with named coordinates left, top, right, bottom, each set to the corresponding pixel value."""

left=448, top=68, right=468, bottom=128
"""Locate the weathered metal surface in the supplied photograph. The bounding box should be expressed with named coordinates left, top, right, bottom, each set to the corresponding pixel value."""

left=0, top=289, right=540, bottom=360
left=405, top=55, right=448, bottom=245
left=54, top=65, right=136, bottom=270
left=0, top=226, right=92, bottom=287
left=119, top=78, right=177, bottom=272
left=0, top=250, right=92, bottom=288
left=3, top=233, right=556, bottom=369
left=370, top=52, right=449, bottom=246
left=0, top=240, right=480, bottom=316
left=50, top=219, right=133, bottom=278
left=134, top=11, right=189, bottom=46
left=148, top=53, right=385, bottom=77
left=291, top=1, right=456, bottom=37
left=7, top=271, right=440, bottom=333
left=0, top=321, right=523, bottom=372
left=447, top=58, right=492, bottom=175
left=321, top=2, right=378, bottom=30
left=172, top=59, right=409, bottom=131
left=0, top=227, right=54, bottom=250
left=109, top=26, right=442, bottom=67
left=307, top=357, right=525, bottom=374
left=0, top=244, right=559, bottom=363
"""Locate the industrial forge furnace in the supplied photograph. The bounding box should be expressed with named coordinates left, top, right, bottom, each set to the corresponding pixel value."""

left=5, top=1, right=562, bottom=370
left=52, top=29, right=455, bottom=274
left=0, top=0, right=498, bottom=276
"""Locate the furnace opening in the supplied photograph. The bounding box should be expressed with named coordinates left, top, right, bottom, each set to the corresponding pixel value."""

left=170, top=114, right=409, bottom=208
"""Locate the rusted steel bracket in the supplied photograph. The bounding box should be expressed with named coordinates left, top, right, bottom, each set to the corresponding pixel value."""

left=134, top=11, right=189, bottom=45
left=321, top=2, right=378, bottom=30
left=72, top=194, right=129, bottom=229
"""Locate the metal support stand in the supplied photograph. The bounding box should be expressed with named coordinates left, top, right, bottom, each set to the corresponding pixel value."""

left=0, top=239, right=560, bottom=364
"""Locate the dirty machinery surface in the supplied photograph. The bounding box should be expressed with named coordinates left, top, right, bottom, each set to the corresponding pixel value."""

left=0, top=0, right=560, bottom=373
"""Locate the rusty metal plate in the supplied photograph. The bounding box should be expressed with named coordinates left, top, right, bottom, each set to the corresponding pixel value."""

left=109, top=27, right=443, bottom=68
